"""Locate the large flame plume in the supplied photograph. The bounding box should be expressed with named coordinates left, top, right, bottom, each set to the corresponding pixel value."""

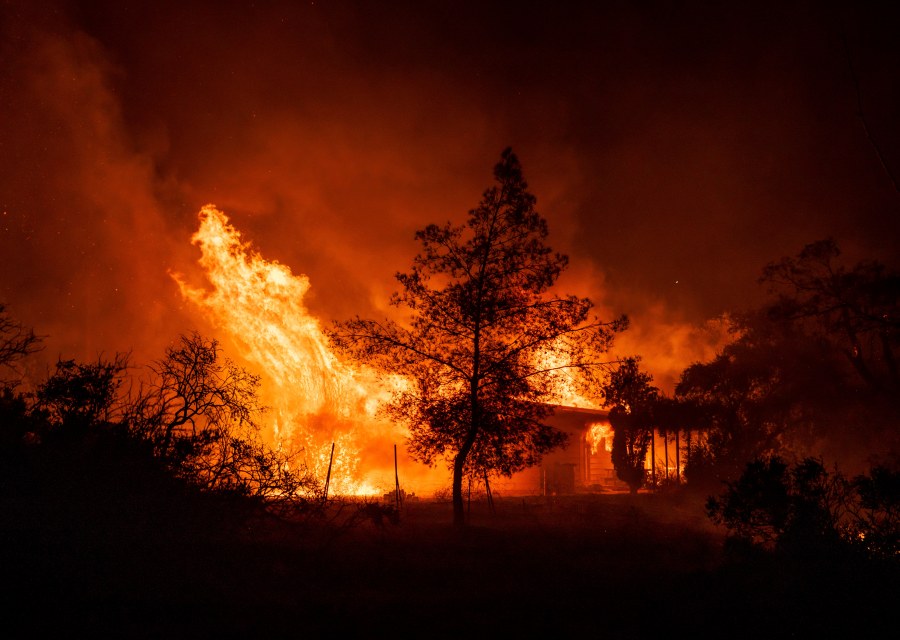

left=533, top=341, right=601, bottom=409
left=170, top=206, right=704, bottom=496
left=173, top=205, right=404, bottom=494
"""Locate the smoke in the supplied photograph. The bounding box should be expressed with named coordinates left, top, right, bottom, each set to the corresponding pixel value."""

left=2, top=0, right=898, bottom=396
left=0, top=5, right=197, bottom=371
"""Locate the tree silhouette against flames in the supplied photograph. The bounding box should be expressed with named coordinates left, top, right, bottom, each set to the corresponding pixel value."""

left=333, top=148, right=625, bottom=526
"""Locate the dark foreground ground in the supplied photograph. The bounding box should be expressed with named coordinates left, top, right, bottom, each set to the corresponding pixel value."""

left=2, top=482, right=896, bottom=639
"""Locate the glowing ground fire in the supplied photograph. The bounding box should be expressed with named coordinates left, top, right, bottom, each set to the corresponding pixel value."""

left=173, top=205, right=404, bottom=494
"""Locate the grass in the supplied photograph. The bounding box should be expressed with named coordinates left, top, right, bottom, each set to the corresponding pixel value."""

left=2, top=484, right=895, bottom=638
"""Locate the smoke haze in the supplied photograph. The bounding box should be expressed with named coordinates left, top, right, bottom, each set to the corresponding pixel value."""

left=2, top=0, right=898, bottom=391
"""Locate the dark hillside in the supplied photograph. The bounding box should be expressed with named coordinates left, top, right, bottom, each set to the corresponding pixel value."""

left=3, top=467, right=894, bottom=638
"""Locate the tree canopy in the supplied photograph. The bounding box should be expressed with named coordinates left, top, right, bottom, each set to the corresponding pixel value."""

left=677, top=239, right=900, bottom=480
left=760, top=238, right=899, bottom=393
left=602, top=357, right=658, bottom=493
left=0, top=303, right=42, bottom=383
left=333, top=148, right=625, bottom=525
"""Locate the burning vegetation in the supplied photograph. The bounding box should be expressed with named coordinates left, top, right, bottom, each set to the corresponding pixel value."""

left=172, top=204, right=407, bottom=495
left=0, top=146, right=897, bottom=637
left=330, top=149, right=626, bottom=525
left=167, top=151, right=627, bottom=509
left=3, top=3, right=900, bottom=634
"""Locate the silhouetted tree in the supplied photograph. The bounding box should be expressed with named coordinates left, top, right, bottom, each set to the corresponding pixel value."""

left=675, top=318, right=838, bottom=481
left=181, top=428, right=321, bottom=505
left=603, top=357, right=657, bottom=493
left=0, top=307, right=41, bottom=450
left=708, top=455, right=899, bottom=561
left=848, top=465, right=900, bottom=560
left=129, top=332, right=263, bottom=462
left=36, top=354, right=131, bottom=439
left=0, top=386, right=35, bottom=452
left=651, top=394, right=710, bottom=485
left=761, top=238, right=900, bottom=393
left=0, top=303, right=41, bottom=382
left=333, top=148, right=625, bottom=525
left=127, top=332, right=319, bottom=502
left=677, top=241, right=900, bottom=481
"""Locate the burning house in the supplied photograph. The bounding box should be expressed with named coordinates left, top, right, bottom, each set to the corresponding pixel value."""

left=499, top=404, right=705, bottom=496
left=175, top=206, right=702, bottom=499
left=497, top=405, right=622, bottom=495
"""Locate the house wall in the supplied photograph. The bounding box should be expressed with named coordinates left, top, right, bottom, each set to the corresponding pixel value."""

left=492, top=406, right=624, bottom=496
left=489, top=407, right=710, bottom=496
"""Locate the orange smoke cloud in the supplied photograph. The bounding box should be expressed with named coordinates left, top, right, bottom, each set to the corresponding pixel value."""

left=3, top=1, right=897, bottom=445
left=613, top=306, right=733, bottom=394
left=0, top=7, right=195, bottom=369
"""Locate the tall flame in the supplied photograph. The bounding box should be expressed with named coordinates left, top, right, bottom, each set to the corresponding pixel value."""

left=173, top=205, right=401, bottom=493
left=173, top=205, right=611, bottom=495
left=534, top=341, right=600, bottom=409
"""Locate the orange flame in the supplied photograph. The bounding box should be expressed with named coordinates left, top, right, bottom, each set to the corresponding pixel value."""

left=587, top=422, right=613, bottom=455
left=173, top=205, right=402, bottom=494
left=172, top=205, right=613, bottom=496
left=534, top=341, right=600, bottom=409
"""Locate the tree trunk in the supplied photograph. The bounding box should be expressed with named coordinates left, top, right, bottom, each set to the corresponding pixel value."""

left=675, top=428, right=680, bottom=483
left=686, top=429, right=692, bottom=477
left=455, top=317, right=482, bottom=527
left=663, top=428, right=669, bottom=481
left=452, top=425, right=479, bottom=527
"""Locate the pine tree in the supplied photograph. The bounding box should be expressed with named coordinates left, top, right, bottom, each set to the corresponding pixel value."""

left=334, top=148, right=625, bottom=525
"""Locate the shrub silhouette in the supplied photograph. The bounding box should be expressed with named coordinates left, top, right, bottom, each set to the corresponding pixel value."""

left=708, top=455, right=899, bottom=562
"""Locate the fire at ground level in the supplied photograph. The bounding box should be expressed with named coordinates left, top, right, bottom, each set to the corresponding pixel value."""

left=178, top=207, right=691, bottom=500
left=354, top=405, right=701, bottom=500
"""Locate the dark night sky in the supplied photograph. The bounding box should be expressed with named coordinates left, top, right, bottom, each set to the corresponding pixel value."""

left=2, top=0, right=899, bottom=389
